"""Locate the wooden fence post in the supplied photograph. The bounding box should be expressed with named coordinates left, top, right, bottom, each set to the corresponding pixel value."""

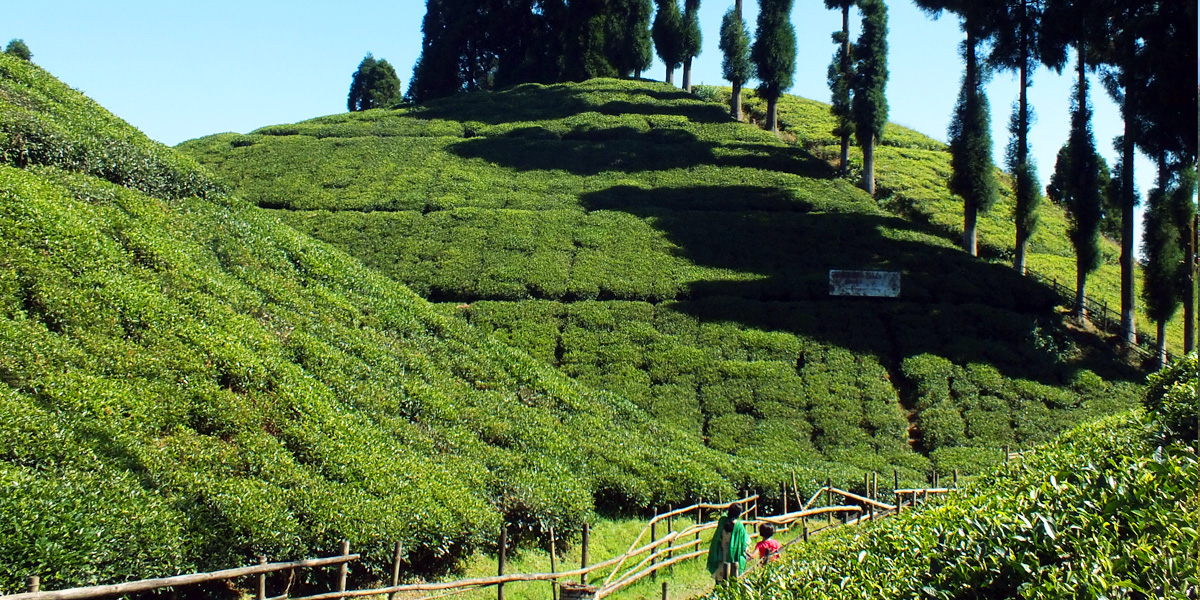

left=666, top=506, right=674, bottom=574
left=337, top=541, right=350, bottom=600
left=498, top=526, right=507, bottom=600
left=650, top=508, right=658, bottom=581
left=893, top=470, right=900, bottom=514
left=873, top=472, right=878, bottom=501
left=802, top=521, right=809, bottom=542
left=549, top=527, right=558, bottom=600
left=826, top=478, right=832, bottom=510
left=388, top=542, right=403, bottom=600
left=580, top=522, right=590, bottom=585
left=781, top=482, right=788, bottom=516
left=695, top=499, right=702, bottom=545
left=662, top=581, right=668, bottom=600
left=1004, top=445, right=1010, bottom=464
left=863, top=473, right=869, bottom=500
left=26, top=576, right=40, bottom=594
left=257, top=556, right=267, bottom=600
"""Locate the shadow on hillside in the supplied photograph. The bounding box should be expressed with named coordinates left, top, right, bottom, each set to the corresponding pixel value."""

left=449, top=129, right=834, bottom=178
left=578, top=185, right=1141, bottom=385
left=410, top=81, right=731, bottom=127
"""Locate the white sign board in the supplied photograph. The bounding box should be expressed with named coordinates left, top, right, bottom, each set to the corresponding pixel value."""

left=829, top=270, right=901, bottom=298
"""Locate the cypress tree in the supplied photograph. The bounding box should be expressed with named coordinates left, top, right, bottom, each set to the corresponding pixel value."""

left=719, top=3, right=752, bottom=121
left=679, top=0, right=703, bottom=92
left=1142, top=167, right=1195, bottom=368
left=850, top=0, right=888, bottom=195
left=946, top=28, right=998, bottom=257
left=825, top=0, right=855, bottom=176
left=751, top=0, right=797, bottom=132
left=1051, top=56, right=1104, bottom=320
left=987, top=0, right=1048, bottom=274
left=652, top=0, right=684, bottom=86
left=609, top=0, right=655, bottom=78
left=348, top=54, right=401, bottom=112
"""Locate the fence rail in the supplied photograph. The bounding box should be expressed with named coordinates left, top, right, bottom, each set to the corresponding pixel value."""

left=1023, top=267, right=1174, bottom=363
left=5, top=475, right=966, bottom=600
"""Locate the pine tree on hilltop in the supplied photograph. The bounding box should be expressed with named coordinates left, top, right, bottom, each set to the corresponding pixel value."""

left=609, top=0, right=655, bottom=79
left=4, top=39, right=31, bottom=61
left=680, top=0, right=703, bottom=92
left=653, top=0, right=685, bottom=86
left=850, top=0, right=887, bottom=196
left=349, top=54, right=401, bottom=112
left=719, top=2, right=752, bottom=121
left=824, top=0, right=855, bottom=177
left=751, top=0, right=797, bottom=132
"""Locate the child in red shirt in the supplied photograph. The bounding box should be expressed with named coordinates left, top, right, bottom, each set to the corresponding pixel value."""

left=754, top=523, right=781, bottom=563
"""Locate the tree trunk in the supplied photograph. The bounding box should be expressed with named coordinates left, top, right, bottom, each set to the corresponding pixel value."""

left=838, top=4, right=851, bottom=175
left=1185, top=212, right=1197, bottom=353
left=1156, top=320, right=1168, bottom=370
left=666, top=65, right=674, bottom=87
left=964, top=200, right=978, bottom=257
left=861, top=139, right=876, bottom=196
left=1076, top=260, right=1088, bottom=320
left=682, top=57, right=693, bottom=92
left=962, top=24, right=978, bottom=256
left=731, top=81, right=743, bottom=121
left=1120, top=118, right=1137, bottom=347
left=766, top=97, right=779, bottom=132
left=1013, top=15, right=1030, bottom=275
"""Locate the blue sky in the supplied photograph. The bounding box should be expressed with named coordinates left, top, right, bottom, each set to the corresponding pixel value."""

left=5, top=1, right=1157, bottom=234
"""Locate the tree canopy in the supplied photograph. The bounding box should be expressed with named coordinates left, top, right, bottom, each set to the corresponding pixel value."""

left=348, top=53, right=402, bottom=112
left=4, top=39, right=31, bottom=61
left=751, top=0, right=797, bottom=131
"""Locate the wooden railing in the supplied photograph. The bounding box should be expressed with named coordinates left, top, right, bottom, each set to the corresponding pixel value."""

left=1024, top=267, right=1173, bottom=363
left=3, top=481, right=960, bottom=600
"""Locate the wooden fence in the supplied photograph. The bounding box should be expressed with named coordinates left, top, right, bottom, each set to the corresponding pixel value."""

left=1024, top=267, right=1174, bottom=363
left=2, top=474, right=960, bottom=600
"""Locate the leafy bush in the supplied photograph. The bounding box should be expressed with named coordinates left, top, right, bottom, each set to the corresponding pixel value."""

left=1143, top=352, right=1199, bottom=445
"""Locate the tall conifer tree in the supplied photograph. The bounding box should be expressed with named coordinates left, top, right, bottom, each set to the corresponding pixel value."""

left=825, top=0, right=855, bottom=176
left=751, top=0, right=796, bottom=132
left=1048, top=57, right=1104, bottom=319
left=610, top=0, right=655, bottom=78
left=680, top=0, right=703, bottom=92
left=850, top=0, right=888, bottom=195
left=914, top=1, right=998, bottom=256
left=719, top=1, right=752, bottom=121
left=653, top=0, right=685, bottom=86
left=1142, top=168, right=1195, bottom=367
left=946, top=31, right=998, bottom=256
left=987, top=0, right=1048, bottom=274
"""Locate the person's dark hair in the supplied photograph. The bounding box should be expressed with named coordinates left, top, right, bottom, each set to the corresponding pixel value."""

left=726, top=505, right=740, bottom=520
left=759, top=523, right=775, bottom=539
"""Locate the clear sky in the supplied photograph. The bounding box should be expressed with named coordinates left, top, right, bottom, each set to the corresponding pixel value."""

left=5, top=0, right=1156, bottom=235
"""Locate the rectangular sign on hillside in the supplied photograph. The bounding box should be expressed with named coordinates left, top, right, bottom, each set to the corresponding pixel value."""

left=829, top=270, right=901, bottom=298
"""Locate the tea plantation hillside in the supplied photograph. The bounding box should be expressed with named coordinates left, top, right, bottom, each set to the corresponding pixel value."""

left=182, top=78, right=1145, bottom=481
left=708, top=354, right=1198, bottom=598
left=0, top=54, right=772, bottom=590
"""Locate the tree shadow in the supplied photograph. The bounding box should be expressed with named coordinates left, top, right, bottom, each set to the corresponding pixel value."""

left=578, top=184, right=1140, bottom=385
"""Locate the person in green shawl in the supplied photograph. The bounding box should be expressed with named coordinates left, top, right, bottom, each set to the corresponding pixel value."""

left=706, top=505, right=750, bottom=581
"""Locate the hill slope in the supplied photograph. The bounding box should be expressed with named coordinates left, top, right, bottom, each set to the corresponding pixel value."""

left=181, top=78, right=1143, bottom=480
left=0, top=55, right=749, bottom=591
